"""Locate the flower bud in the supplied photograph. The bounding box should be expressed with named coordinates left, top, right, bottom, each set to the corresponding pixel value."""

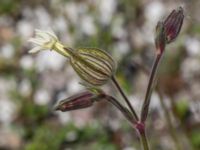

left=54, top=91, right=104, bottom=112
left=68, top=47, right=116, bottom=86
left=155, top=21, right=166, bottom=55
left=164, top=7, right=184, bottom=43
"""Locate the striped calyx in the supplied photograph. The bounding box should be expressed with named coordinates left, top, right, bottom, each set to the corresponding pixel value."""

left=67, top=47, right=116, bottom=86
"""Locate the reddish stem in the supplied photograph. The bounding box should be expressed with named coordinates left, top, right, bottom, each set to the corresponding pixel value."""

left=136, top=122, right=150, bottom=150
left=140, top=54, right=162, bottom=122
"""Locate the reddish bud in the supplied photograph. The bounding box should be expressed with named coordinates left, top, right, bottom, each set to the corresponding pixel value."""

left=155, top=7, right=184, bottom=55
left=164, top=7, right=184, bottom=43
left=54, top=91, right=104, bottom=112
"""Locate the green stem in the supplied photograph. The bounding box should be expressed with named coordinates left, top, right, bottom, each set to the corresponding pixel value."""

left=140, top=54, right=162, bottom=122
left=140, top=131, right=149, bottom=150
left=136, top=123, right=150, bottom=150
left=111, top=76, right=139, bottom=121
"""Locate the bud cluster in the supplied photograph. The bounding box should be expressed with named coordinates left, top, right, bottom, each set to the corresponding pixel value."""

left=155, top=7, right=184, bottom=55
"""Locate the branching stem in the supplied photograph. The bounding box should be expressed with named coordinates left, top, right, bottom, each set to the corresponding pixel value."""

left=136, top=122, right=150, bottom=150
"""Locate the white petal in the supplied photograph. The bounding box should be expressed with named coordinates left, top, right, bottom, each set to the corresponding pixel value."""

left=45, top=30, right=58, bottom=40
left=36, top=31, right=48, bottom=39
left=28, top=46, right=43, bottom=53
left=28, top=29, right=60, bottom=54
left=35, top=29, right=45, bottom=34
left=28, top=38, right=45, bottom=45
left=35, top=30, right=49, bottom=40
left=35, top=29, right=58, bottom=40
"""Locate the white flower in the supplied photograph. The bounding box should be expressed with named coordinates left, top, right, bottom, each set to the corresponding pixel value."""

left=28, top=29, right=70, bottom=58
left=28, top=29, right=116, bottom=86
left=28, top=29, right=58, bottom=53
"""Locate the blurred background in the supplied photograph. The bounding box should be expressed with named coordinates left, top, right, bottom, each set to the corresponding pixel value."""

left=0, top=0, right=200, bottom=149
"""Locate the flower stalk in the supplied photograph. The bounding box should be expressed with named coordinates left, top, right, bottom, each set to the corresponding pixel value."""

left=111, top=76, right=139, bottom=122
left=105, top=95, right=136, bottom=124
left=135, top=122, right=149, bottom=150
left=140, top=53, right=162, bottom=123
left=139, top=131, right=149, bottom=150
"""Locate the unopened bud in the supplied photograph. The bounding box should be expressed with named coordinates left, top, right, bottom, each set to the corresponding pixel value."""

left=54, top=91, right=104, bottom=112
left=164, top=7, right=184, bottom=43
left=155, top=21, right=166, bottom=55
left=155, top=7, right=184, bottom=55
